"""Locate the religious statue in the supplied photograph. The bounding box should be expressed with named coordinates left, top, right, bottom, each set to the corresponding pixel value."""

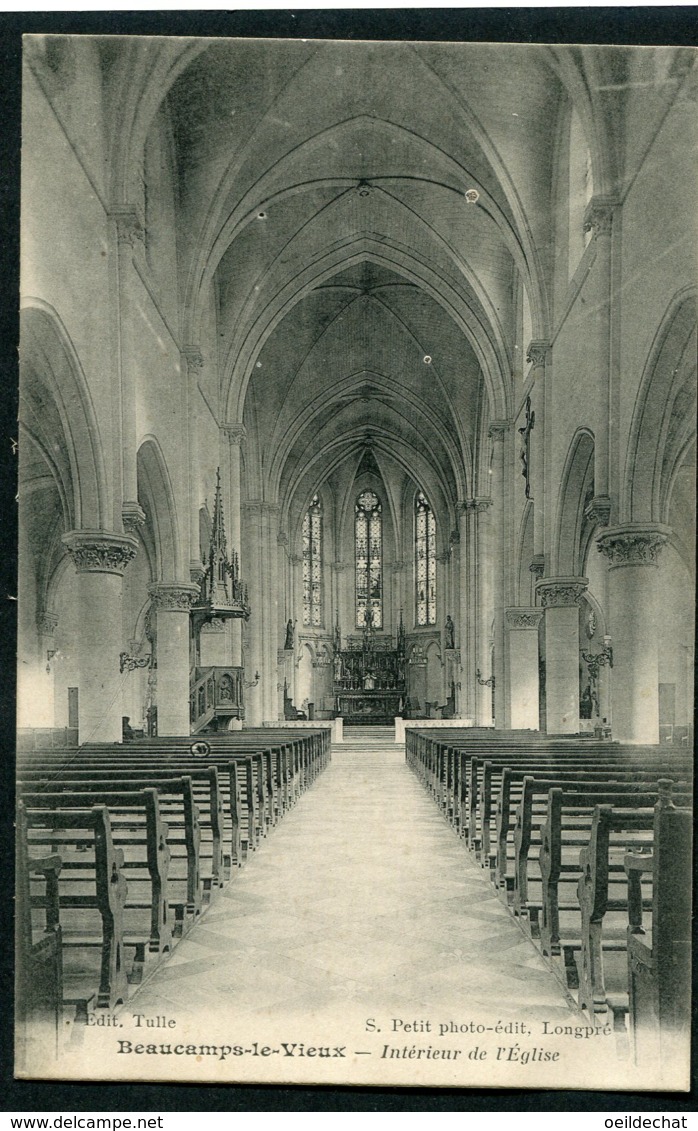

left=284, top=619, right=295, bottom=650
left=363, top=671, right=376, bottom=690
left=334, top=653, right=343, bottom=682
left=445, top=615, right=455, bottom=650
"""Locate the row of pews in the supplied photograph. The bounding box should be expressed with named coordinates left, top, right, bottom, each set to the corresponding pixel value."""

left=16, top=728, right=330, bottom=1059
left=406, top=726, right=692, bottom=1069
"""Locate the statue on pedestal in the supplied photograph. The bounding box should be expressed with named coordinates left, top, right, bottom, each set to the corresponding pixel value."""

left=284, top=619, right=295, bottom=651
left=445, top=615, right=455, bottom=650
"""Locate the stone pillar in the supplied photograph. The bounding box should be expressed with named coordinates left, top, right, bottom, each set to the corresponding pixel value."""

left=597, top=525, right=670, bottom=743
left=583, top=199, right=615, bottom=502
left=148, top=582, right=199, bottom=736
left=463, top=497, right=494, bottom=725
left=62, top=531, right=138, bottom=743
left=222, top=424, right=246, bottom=666
left=244, top=501, right=280, bottom=723
left=504, top=607, right=543, bottom=730
left=36, top=610, right=59, bottom=727
left=536, top=577, right=588, bottom=734
left=526, top=341, right=548, bottom=558
left=111, top=207, right=144, bottom=530
left=183, top=347, right=205, bottom=581
left=489, top=421, right=510, bottom=727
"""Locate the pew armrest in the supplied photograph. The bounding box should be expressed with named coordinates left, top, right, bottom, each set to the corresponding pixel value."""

left=624, top=849, right=653, bottom=935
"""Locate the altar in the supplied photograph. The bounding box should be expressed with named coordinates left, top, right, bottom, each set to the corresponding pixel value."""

left=332, top=616, right=406, bottom=725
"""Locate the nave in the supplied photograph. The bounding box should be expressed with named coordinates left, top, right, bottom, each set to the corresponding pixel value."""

left=123, top=730, right=576, bottom=1030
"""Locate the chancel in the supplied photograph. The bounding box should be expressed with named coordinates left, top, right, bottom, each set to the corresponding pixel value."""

left=16, top=35, right=695, bottom=1088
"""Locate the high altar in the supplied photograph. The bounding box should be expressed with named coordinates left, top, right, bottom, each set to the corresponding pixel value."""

left=332, top=614, right=406, bottom=725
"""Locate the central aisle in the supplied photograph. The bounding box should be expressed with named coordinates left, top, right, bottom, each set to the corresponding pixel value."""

left=129, top=730, right=576, bottom=1027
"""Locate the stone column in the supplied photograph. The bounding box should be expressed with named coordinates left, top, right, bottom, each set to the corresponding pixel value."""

left=583, top=199, right=614, bottom=504
left=148, top=582, right=199, bottom=736
left=526, top=341, right=548, bottom=558
left=504, top=607, right=543, bottom=730
left=597, top=524, right=670, bottom=743
left=62, top=531, right=138, bottom=743
left=111, top=207, right=144, bottom=531
left=222, top=424, right=246, bottom=666
left=244, top=501, right=280, bottom=723
left=489, top=421, right=510, bottom=727
left=536, top=577, right=588, bottom=734
left=463, top=497, right=494, bottom=724
left=35, top=610, right=59, bottom=727
left=183, top=347, right=205, bottom=581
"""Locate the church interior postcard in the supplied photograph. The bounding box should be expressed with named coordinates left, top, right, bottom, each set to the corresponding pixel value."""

left=16, top=32, right=696, bottom=1092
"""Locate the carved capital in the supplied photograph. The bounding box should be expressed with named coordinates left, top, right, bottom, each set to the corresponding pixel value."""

left=122, top=501, right=146, bottom=534
left=596, top=524, right=671, bottom=569
left=182, top=346, right=204, bottom=376
left=110, top=206, right=145, bottom=249
left=463, top=497, right=493, bottom=513
left=436, top=551, right=451, bottom=564
left=277, top=530, right=288, bottom=547
left=290, top=554, right=303, bottom=567
left=488, top=420, right=510, bottom=442
left=222, top=422, right=247, bottom=447
left=37, top=610, right=59, bottom=636
left=148, top=582, right=200, bottom=611
left=62, top=531, right=138, bottom=575
left=332, top=560, right=348, bottom=573
left=449, top=528, right=460, bottom=546
left=189, top=560, right=206, bottom=585
left=391, top=560, right=406, bottom=572
left=536, top=576, right=588, bottom=608
left=526, top=340, right=549, bottom=370
left=529, top=554, right=545, bottom=579
left=583, top=197, right=615, bottom=240
left=505, top=606, right=544, bottom=630
left=585, top=495, right=612, bottom=528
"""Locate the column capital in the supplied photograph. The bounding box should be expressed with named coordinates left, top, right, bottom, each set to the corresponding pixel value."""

left=277, top=530, right=289, bottom=547
left=583, top=197, right=616, bottom=240
left=290, top=554, right=303, bottom=567
left=222, top=422, right=247, bottom=446
left=332, top=560, right=348, bottom=573
left=505, top=606, right=544, bottom=630
left=110, top=204, right=144, bottom=248
left=122, top=501, right=146, bottom=534
left=460, top=497, right=493, bottom=514
left=37, top=609, right=59, bottom=636
left=244, top=500, right=280, bottom=517
left=148, top=582, right=200, bottom=611
left=526, top=340, right=549, bottom=369
left=536, top=576, right=588, bottom=608
left=62, top=531, right=138, bottom=575
left=181, top=346, right=204, bottom=376
left=391, top=560, right=406, bottom=572
left=584, top=494, right=612, bottom=528
left=596, top=524, right=671, bottom=569
left=529, top=553, right=545, bottom=579
left=436, top=550, right=450, bottom=564
left=488, top=421, right=510, bottom=442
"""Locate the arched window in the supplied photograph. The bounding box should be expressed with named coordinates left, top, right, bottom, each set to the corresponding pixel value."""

left=302, top=494, right=323, bottom=626
left=355, top=489, right=382, bottom=628
left=415, top=490, right=436, bottom=626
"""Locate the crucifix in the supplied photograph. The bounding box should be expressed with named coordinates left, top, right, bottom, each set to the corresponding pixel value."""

left=518, top=394, right=535, bottom=499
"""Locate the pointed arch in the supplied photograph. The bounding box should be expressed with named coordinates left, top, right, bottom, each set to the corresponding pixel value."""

left=137, top=437, right=182, bottom=580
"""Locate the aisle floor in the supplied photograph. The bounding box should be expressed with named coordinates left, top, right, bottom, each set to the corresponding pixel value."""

left=127, top=733, right=576, bottom=1025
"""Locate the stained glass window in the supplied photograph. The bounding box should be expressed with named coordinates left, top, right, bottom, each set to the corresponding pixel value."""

left=415, top=490, right=436, bottom=625
left=302, top=494, right=323, bottom=627
left=355, top=489, right=382, bottom=628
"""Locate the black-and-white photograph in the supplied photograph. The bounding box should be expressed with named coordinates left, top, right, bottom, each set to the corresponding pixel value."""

left=16, top=32, right=696, bottom=1092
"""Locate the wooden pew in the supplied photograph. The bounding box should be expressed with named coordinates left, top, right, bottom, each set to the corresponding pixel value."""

left=624, top=789, right=692, bottom=1068
left=18, top=800, right=129, bottom=1011
left=492, top=757, right=691, bottom=890
left=20, top=787, right=172, bottom=968
left=537, top=781, right=691, bottom=962
left=16, top=805, right=63, bottom=1061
